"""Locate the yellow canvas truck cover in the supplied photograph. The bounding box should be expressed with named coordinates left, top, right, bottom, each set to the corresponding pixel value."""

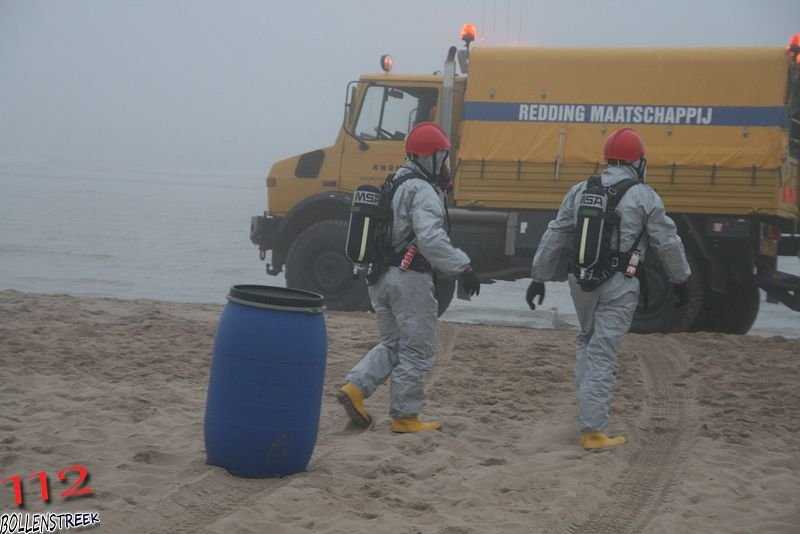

left=456, top=46, right=798, bottom=217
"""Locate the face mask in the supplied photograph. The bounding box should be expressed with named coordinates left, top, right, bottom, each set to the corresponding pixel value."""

left=412, top=150, right=451, bottom=190
left=633, top=156, right=647, bottom=182
left=433, top=150, right=449, bottom=174
left=433, top=150, right=451, bottom=191
left=437, top=161, right=452, bottom=192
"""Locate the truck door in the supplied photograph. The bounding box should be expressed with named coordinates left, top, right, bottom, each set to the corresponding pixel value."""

left=342, top=83, right=439, bottom=189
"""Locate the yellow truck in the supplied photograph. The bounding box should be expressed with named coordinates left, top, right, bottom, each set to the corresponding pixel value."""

left=250, top=33, right=800, bottom=334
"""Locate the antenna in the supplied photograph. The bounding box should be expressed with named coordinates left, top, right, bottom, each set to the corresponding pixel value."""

left=481, top=0, right=486, bottom=42
left=506, top=0, right=510, bottom=45
left=492, top=0, right=496, bottom=45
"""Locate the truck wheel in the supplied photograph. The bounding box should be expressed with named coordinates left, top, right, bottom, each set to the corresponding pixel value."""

left=630, top=252, right=703, bottom=334
left=691, top=281, right=760, bottom=335
left=285, top=220, right=370, bottom=311
left=436, top=278, right=456, bottom=317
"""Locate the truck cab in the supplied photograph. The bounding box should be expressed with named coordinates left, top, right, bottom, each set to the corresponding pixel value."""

left=250, top=64, right=483, bottom=314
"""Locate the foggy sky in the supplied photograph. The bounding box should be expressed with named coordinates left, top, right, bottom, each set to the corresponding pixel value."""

left=1, top=0, right=799, bottom=175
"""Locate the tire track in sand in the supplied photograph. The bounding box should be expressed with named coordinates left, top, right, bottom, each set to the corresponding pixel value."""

left=132, top=469, right=278, bottom=534
left=567, top=336, right=699, bottom=533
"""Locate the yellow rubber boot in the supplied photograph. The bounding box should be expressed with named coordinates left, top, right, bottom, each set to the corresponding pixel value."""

left=580, top=431, right=626, bottom=450
left=391, top=417, right=442, bottom=433
left=337, top=383, right=372, bottom=428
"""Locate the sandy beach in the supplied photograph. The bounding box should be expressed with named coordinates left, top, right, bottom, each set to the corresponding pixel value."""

left=1, top=289, right=798, bottom=533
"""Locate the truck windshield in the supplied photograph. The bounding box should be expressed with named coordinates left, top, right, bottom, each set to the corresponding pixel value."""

left=355, top=85, right=438, bottom=141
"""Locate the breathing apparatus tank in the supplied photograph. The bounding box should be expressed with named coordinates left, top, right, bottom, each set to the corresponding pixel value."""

left=345, top=184, right=389, bottom=276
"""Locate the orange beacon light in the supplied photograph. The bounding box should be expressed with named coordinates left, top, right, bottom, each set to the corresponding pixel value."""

left=461, top=23, right=477, bottom=47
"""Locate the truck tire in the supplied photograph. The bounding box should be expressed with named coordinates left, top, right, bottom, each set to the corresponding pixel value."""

left=690, top=281, right=760, bottom=335
left=435, top=278, right=456, bottom=317
left=285, top=220, right=370, bottom=311
left=630, top=252, right=703, bottom=334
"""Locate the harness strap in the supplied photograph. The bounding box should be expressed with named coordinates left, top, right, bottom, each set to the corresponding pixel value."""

left=386, top=250, right=433, bottom=273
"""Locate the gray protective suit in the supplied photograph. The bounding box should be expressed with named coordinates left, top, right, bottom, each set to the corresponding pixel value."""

left=346, top=161, right=471, bottom=419
left=531, top=164, right=691, bottom=433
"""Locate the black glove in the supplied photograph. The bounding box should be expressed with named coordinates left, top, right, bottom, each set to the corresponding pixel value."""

left=459, top=267, right=481, bottom=297
left=526, top=281, right=545, bottom=310
left=673, top=281, right=689, bottom=308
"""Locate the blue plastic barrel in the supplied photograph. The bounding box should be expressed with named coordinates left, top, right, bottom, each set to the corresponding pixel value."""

left=204, top=285, right=327, bottom=477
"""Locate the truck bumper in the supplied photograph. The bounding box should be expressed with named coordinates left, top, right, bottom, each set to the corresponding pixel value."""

left=250, top=214, right=282, bottom=252
left=250, top=214, right=286, bottom=274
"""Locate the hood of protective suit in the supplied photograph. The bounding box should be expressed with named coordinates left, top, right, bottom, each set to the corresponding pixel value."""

left=601, top=164, right=640, bottom=187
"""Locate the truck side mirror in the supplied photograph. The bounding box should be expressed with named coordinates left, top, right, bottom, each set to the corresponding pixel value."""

left=345, top=85, right=357, bottom=127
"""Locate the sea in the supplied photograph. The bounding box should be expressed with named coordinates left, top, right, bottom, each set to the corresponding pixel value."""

left=2, top=163, right=799, bottom=338
left=0, top=163, right=269, bottom=304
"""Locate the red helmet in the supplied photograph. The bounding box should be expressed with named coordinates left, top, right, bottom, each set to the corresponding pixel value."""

left=603, top=127, right=645, bottom=162
left=405, top=122, right=451, bottom=156
left=788, top=33, right=800, bottom=57
left=791, top=33, right=800, bottom=47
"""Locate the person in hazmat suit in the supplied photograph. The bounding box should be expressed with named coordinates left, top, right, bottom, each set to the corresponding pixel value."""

left=787, top=34, right=800, bottom=157
left=338, top=122, right=481, bottom=433
left=525, top=127, right=691, bottom=450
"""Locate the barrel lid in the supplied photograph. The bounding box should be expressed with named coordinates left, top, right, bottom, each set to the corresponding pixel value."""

left=227, top=285, right=324, bottom=311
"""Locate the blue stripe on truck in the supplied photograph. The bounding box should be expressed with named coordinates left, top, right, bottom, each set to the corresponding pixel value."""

left=462, top=102, right=788, bottom=127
